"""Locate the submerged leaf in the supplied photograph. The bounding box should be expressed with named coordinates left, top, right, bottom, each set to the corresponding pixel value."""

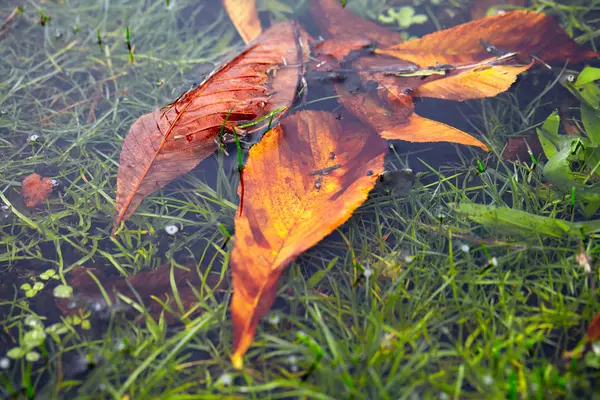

left=230, top=110, right=387, bottom=368
left=115, top=22, right=306, bottom=228
left=309, top=0, right=400, bottom=47
left=223, top=0, right=262, bottom=44
left=470, top=0, right=527, bottom=20
left=21, top=173, right=54, bottom=208
left=56, top=264, right=224, bottom=322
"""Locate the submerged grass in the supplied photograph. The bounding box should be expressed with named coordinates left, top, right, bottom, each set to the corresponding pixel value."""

left=0, top=0, right=599, bottom=398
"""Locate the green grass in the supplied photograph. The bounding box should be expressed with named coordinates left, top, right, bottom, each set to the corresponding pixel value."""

left=0, top=0, right=599, bottom=398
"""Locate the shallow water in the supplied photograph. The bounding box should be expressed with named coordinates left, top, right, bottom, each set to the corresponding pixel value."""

left=1, top=0, right=600, bottom=398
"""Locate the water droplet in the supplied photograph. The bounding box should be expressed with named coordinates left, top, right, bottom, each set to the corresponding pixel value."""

left=0, top=358, right=9, bottom=369
left=218, top=373, right=232, bottom=386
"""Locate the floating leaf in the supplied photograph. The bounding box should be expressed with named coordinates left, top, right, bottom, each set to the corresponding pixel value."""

left=53, top=284, right=73, bottom=299
left=377, top=11, right=597, bottom=66
left=230, top=110, right=387, bottom=368
left=115, top=22, right=306, bottom=227
left=223, top=0, right=262, bottom=44
left=21, top=173, right=53, bottom=208
left=23, top=330, right=46, bottom=348
left=7, top=348, right=25, bottom=359
left=25, top=351, right=40, bottom=363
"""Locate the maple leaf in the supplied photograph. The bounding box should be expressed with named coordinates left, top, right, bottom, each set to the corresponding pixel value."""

left=229, top=110, right=387, bottom=368
left=21, top=173, right=54, bottom=208
left=223, top=0, right=262, bottom=44
left=114, top=21, right=307, bottom=228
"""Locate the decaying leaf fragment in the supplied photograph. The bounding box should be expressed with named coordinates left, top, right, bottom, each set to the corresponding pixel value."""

left=230, top=110, right=387, bottom=368
left=223, top=0, right=262, bottom=44
left=21, top=173, right=54, bottom=208
left=115, top=21, right=306, bottom=228
left=56, top=264, right=225, bottom=323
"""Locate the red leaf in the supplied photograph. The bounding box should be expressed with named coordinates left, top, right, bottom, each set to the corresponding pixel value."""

left=115, top=22, right=307, bottom=228
left=21, top=173, right=54, bottom=208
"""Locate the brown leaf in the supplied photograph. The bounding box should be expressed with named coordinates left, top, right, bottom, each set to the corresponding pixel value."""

left=377, top=10, right=597, bottom=66
left=115, top=21, right=306, bottom=228
left=502, top=136, right=542, bottom=161
left=56, top=264, right=224, bottom=323
left=309, top=0, right=400, bottom=47
left=334, top=81, right=489, bottom=150
left=587, top=312, right=600, bottom=342
left=471, top=0, right=527, bottom=20
left=21, top=173, right=54, bottom=208
left=229, top=110, right=387, bottom=368
left=223, top=0, right=262, bottom=44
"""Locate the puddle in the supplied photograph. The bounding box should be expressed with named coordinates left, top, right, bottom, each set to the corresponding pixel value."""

left=0, top=0, right=599, bottom=398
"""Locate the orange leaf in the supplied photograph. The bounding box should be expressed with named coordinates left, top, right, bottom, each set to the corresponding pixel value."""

left=334, top=83, right=488, bottom=150
left=21, top=173, right=54, bottom=208
left=309, top=0, right=400, bottom=47
left=415, top=61, right=533, bottom=101
left=230, top=110, right=387, bottom=368
left=115, top=22, right=306, bottom=228
left=223, top=0, right=262, bottom=44
left=377, top=10, right=597, bottom=66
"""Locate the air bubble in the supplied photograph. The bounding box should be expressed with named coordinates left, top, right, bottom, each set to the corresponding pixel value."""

left=165, top=224, right=179, bottom=235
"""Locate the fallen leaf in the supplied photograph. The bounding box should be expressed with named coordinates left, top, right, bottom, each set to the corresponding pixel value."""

left=21, top=173, right=54, bottom=208
left=223, top=0, right=262, bottom=44
left=229, top=110, right=387, bottom=368
left=115, top=21, right=306, bottom=228
left=56, top=264, right=224, bottom=323
left=377, top=10, right=597, bottom=66
left=309, top=0, right=400, bottom=47
left=502, top=136, right=542, bottom=161
left=334, top=81, right=489, bottom=150
left=471, top=0, right=527, bottom=20
left=587, top=312, right=600, bottom=342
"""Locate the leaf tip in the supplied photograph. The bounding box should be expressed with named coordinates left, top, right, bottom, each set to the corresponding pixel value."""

left=231, top=353, right=244, bottom=370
